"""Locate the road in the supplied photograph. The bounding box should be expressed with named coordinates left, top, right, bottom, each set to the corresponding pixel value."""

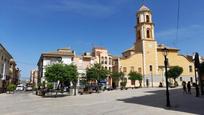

left=0, top=88, right=203, bottom=115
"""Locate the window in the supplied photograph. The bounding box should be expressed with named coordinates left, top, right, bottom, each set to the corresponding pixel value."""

left=105, top=67, right=107, bottom=70
left=146, top=15, right=150, bottom=22
left=109, top=58, right=112, bottom=65
left=109, top=67, right=112, bottom=71
left=147, top=29, right=151, bottom=38
left=149, top=65, right=153, bottom=72
left=189, top=65, right=193, bottom=72
left=137, top=31, right=141, bottom=40
left=138, top=67, right=142, bottom=74
left=131, top=80, right=135, bottom=85
left=137, top=17, right=140, bottom=24
left=123, top=67, right=127, bottom=72
left=1, top=64, right=4, bottom=74
left=131, top=66, right=134, bottom=71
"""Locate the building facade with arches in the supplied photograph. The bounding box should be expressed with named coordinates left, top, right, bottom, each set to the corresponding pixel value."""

left=119, top=5, right=195, bottom=87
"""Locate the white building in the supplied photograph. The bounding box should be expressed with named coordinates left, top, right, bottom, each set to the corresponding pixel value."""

left=37, top=48, right=75, bottom=83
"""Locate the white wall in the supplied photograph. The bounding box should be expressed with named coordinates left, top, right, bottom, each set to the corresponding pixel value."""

left=62, top=56, right=72, bottom=65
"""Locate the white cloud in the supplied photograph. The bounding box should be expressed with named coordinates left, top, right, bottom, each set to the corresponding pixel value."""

left=156, top=25, right=204, bottom=44
left=156, top=24, right=204, bottom=55
left=46, top=0, right=128, bottom=17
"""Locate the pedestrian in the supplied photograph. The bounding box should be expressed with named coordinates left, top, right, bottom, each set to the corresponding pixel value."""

left=187, top=81, right=191, bottom=94
left=182, top=81, right=187, bottom=94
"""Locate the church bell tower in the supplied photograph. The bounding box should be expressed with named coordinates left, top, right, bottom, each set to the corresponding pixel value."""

left=134, top=5, right=158, bottom=85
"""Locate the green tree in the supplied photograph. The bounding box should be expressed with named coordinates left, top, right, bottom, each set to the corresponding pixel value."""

left=45, top=63, right=78, bottom=95
left=47, top=82, right=54, bottom=90
left=64, top=64, right=78, bottom=95
left=45, top=63, right=65, bottom=84
left=167, top=66, right=183, bottom=86
left=111, top=71, right=125, bottom=88
left=119, top=72, right=127, bottom=89
left=7, top=84, right=16, bottom=94
left=128, top=71, right=142, bottom=87
left=86, top=64, right=109, bottom=91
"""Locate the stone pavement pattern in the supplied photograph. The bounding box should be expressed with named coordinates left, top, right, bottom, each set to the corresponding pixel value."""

left=0, top=88, right=203, bottom=115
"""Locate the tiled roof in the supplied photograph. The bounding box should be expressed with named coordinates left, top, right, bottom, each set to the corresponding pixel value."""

left=123, top=46, right=135, bottom=52
left=42, top=48, right=74, bottom=57
left=157, top=44, right=179, bottom=51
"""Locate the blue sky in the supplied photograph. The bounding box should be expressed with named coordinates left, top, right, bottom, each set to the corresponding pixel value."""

left=1, top=0, right=204, bottom=79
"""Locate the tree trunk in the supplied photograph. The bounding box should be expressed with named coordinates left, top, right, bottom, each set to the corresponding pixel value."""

left=74, top=82, right=76, bottom=96
left=97, top=80, right=99, bottom=93
left=55, top=81, right=61, bottom=97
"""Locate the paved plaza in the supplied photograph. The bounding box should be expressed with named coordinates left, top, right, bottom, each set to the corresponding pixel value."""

left=0, top=88, right=203, bottom=115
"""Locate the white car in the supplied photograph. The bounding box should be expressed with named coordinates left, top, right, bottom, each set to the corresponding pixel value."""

left=16, top=84, right=24, bottom=91
left=25, top=86, right=32, bottom=91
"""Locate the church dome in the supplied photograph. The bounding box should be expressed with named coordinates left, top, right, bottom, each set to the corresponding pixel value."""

left=138, top=5, right=150, bottom=12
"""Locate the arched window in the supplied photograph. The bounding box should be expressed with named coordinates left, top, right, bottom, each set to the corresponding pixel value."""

left=138, top=67, right=142, bottom=74
left=147, top=29, right=151, bottom=38
left=137, top=17, right=140, bottom=24
left=146, top=15, right=150, bottom=23
left=123, top=67, right=127, bottom=73
left=137, top=30, right=141, bottom=39
left=149, top=65, right=153, bottom=72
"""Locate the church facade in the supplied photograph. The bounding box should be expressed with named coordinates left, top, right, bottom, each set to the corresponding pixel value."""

left=119, top=5, right=195, bottom=87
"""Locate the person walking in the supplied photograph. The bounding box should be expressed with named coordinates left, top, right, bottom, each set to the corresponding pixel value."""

left=182, top=81, right=187, bottom=94
left=187, top=81, right=191, bottom=94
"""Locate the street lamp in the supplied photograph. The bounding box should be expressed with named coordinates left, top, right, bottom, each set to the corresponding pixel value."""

left=162, top=47, right=171, bottom=107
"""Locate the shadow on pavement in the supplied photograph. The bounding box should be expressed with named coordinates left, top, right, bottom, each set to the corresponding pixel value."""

left=117, top=88, right=204, bottom=114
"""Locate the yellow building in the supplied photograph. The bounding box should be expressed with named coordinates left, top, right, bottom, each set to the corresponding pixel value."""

left=120, top=5, right=195, bottom=87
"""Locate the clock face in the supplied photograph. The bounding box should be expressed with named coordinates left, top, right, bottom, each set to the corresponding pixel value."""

left=148, top=44, right=153, bottom=48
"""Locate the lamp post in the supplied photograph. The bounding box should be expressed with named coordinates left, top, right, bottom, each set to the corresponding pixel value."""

left=162, top=47, right=171, bottom=107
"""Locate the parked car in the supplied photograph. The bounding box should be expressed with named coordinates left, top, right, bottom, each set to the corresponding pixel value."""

left=25, top=86, right=32, bottom=91
left=16, top=84, right=24, bottom=91
left=78, top=84, right=99, bottom=95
